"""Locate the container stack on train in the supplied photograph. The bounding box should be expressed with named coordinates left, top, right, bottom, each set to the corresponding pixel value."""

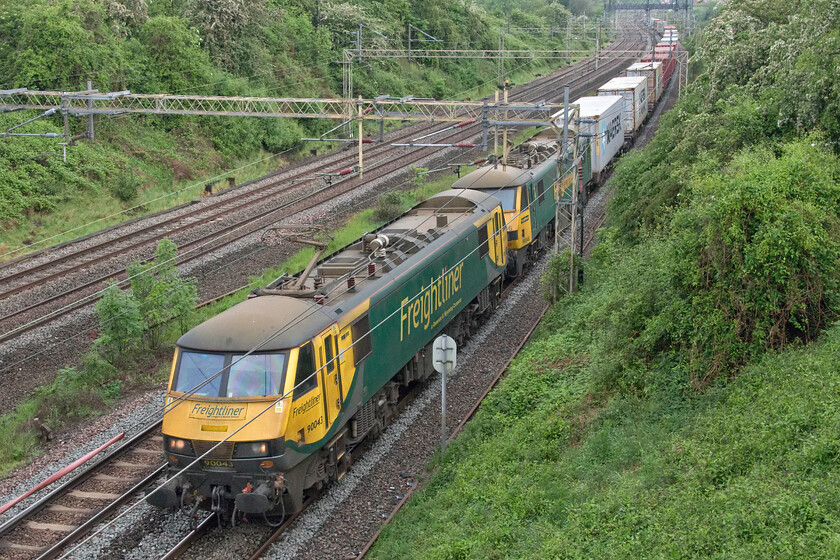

left=596, top=76, right=648, bottom=140
left=574, top=96, right=625, bottom=185
left=651, top=18, right=666, bottom=34
left=661, top=25, right=679, bottom=43
left=641, top=35, right=679, bottom=89
left=626, top=61, right=663, bottom=109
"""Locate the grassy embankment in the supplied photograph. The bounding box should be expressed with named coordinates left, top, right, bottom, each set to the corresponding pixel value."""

left=369, top=0, right=840, bottom=556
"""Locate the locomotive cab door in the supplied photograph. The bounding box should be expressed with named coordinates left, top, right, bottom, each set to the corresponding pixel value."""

left=491, top=209, right=506, bottom=267
left=519, top=185, right=532, bottom=245
left=315, top=325, right=343, bottom=426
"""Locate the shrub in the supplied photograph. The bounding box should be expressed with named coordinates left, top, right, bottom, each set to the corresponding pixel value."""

left=96, top=238, right=197, bottom=356
left=126, top=238, right=198, bottom=351
left=111, top=171, right=141, bottom=202
left=373, top=191, right=411, bottom=223
left=96, top=281, right=145, bottom=358
left=540, top=251, right=580, bottom=304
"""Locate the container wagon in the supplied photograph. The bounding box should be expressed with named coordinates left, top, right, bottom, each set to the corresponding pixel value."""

left=626, top=61, right=663, bottom=107
left=574, top=95, right=625, bottom=184
left=597, top=76, right=648, bottom=137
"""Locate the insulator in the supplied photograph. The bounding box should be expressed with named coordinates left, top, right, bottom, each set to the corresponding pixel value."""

left=367, top=262, right=376, bottom=276
left=338, top=167, right=354, bottom=176
left=347, top=277, right=356, bottom=290
left=368, top=234, right=391, bottom=252
left=455, top=119, right=476, bottom=128
left=455, top=143, right=475, bottom=148
left=361, top=137, right=374, bottom=144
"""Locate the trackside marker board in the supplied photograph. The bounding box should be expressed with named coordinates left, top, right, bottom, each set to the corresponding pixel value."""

left=433, top=334, right=457, bottom=452
left=433, top=334, right=457, bottom=374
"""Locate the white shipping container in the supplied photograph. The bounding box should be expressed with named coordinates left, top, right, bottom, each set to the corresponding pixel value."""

left=573, top=95, right=625, bottom=175
left=626, top=61, right=663, bottom=105
left=597, top=76, right=648, bottom=134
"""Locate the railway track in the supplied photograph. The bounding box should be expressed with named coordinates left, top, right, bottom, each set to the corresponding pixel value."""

left=153, top=264, right=550, bottom=560
left=0, top=421, right=163, bottom=560
left=354, top=301, right=551, bottom=560
left=0, top=30, right=650, bottom=350
left=0, top=75, right=633, bottom=554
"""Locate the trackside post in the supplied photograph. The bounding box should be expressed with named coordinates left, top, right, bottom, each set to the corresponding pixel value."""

left=433, top=335, right=457, bottom=453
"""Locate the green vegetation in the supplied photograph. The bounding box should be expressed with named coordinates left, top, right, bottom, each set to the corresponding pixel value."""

left=370, top=0, right=840, bottom=556
left=0, top=238, right=197, bottom=473
left=0, top=0, right=590, bottom=258
left=0, top=168, right=455, bottom=474
left=372, top=320, right=840, bottom=558
left=97, top=238, right=198, bottom=356
left=478, top=0, right=603, bottom=22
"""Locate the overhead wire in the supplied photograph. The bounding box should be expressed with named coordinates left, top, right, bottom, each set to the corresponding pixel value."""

left=0, top=146, right=299, bottom=261
left=51, top=27, right=624, bottom=549
left=0, top=25, right=596, bottom=261
left=0, top=145, right=416, bottom=340
left=1, top=32, right=605, bottom=369
left=2, top=25, right=615, bottom=366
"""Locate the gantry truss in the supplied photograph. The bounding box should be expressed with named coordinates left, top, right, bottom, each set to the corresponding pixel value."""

left=605, top=0, right=692, bottom=12
left=339, top=47, right=648, bottom=99
left=0, top=88, right=568, bottom=127
left=345, top=48, right=598, bottom=60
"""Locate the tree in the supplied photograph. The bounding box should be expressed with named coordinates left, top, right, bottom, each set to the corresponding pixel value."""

left=96, top=282, right=145, bottom=358
left=126, top=238, right=198, bottom=351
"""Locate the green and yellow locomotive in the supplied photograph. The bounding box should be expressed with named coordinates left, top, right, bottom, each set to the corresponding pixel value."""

left=453, top=136, right=575, bottom=277
left=149, top=189, right=507, bottom=517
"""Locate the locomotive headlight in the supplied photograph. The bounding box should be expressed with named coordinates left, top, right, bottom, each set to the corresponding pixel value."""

left=233, top=441, right=270, bottom=458
left=165, top=437, right=194, bottom=455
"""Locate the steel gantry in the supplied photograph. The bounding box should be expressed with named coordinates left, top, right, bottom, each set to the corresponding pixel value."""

left=0, top=87, right=578, bottom=175
left=339, top=46, right=650, bottom=100
left=0, top=88, right=569, bottom=125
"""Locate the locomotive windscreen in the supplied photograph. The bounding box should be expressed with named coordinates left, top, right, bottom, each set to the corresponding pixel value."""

left=228, top=353, right=286, bottom=397
left=492, top=187, right=519, bottom=211
left=174, top=351, right=224, bottom=396
left=173, top=350, right=288, bottom=397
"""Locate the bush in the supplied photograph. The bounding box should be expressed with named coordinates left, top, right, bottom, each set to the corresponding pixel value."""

left=34, top=353, right=119, bottom=425
left=539, top=251, right=580, bottom=304
left=96, top=282, right=144, bottom=358
left=126, top=238, right=198, bottom=351
left=373, top=191, right=411, bottom=223
left=111, top=171, right=141, bottom=202
left=96, top=238, right=197, bottom=357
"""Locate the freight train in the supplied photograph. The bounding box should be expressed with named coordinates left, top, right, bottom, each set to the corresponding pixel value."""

left=147, top=31, right=682, bottom=521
